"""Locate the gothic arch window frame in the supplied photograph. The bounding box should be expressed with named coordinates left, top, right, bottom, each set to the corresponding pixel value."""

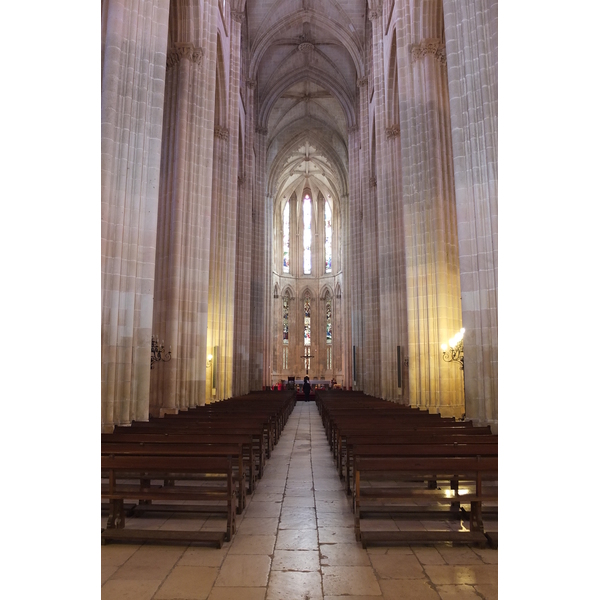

left=282, top=289, right=290, bottom=346
left=324, top=290, right=333, bottom=345
left=302, top=190, right=313, bottom=275
left=324, top=196, right=333, bottom=274
left=301, top=288, right=313, bottom=347
left=282, top=197, right=290, bottom=273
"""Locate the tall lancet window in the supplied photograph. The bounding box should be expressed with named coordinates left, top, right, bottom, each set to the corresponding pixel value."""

left=282, top=200, right=290, bottom=273
left=304, top=294, right=311, bottom=346
left=325, top=200, right=332, bottom=273
left=303, top=194, right=312, bottom=274
left=325, top=293, right=332, bottom=344
left=283, top=294, right=289, bottom=345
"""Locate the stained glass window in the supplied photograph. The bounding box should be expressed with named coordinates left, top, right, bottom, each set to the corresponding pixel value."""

left=283, top=294, right=289, bottom=345
left=303, top=194, right=312, bottom=274
left=325, top=200, right=332, bottom=273
left=325, top=293, right=332, bottom=344
left=304, top=294, right=311, bottom=346
left=283, top=200, right=290, bottom=273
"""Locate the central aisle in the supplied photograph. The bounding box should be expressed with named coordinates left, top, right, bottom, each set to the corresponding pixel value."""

left=101, top=401, right=498, bottom=600
left=231, top=399, right=381, bottom=598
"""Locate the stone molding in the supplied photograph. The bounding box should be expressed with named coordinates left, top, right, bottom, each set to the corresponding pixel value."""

left=410, top=38, right=446, bottom=65
left=214, top=126, right=230, bottom=141
left=167, top=43, right=204, bottom=69
left=298, top=42, right=315, bottom=53
left=386, top=124, right=400, bottom=139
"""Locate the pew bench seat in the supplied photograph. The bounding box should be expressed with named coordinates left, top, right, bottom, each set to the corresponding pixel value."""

left=353, top=456, right=498, bottom=548
left=101, top=455, right=237, bottom=546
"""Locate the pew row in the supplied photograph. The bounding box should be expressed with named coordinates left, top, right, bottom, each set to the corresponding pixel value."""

left=353, top=455, right=498, bottom=548
left=101, top=455, right=237, bottom=548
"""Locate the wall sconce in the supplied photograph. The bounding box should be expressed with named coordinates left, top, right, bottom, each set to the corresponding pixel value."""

left=206, top=353, right=213, bottom=368
left=441, top=328, right=465, bottom=370
left=151, top=336, right=171, bottom=369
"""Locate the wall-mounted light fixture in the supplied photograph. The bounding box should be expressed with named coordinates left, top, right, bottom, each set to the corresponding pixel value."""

left=441, top=328, right=465, bottom=370
left=151, top=336, right=171, bottom=369
left=206, top=353, right=213, bottom=368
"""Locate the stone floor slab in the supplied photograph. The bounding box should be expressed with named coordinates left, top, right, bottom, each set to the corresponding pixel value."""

left=322, top=566, right=381, bottom=596
left=266, top=571, right=323, bottom=600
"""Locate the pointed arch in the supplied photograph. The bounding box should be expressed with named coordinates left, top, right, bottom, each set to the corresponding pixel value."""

left=267, top=130, right=349, bottom=199
left=249, top=9, right=365, bottom=82
left=387, top=28, right=400, bottom=128
left=257, top=66, right=356, bottom=131
left=215, top=33, right=227, bottom=128
left=281, top=284, right=295, bottom=300
left=320, top=284, right=334, bottom=300
left=299, top=286, right=314, bottom=302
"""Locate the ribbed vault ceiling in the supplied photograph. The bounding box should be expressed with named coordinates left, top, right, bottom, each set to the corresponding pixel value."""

left=244, top=0, right=367, bottom=206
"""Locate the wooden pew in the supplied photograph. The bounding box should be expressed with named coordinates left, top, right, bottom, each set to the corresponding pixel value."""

left=348, top=442, right=498, bottom=502
left=161, top=413, right=276, bottom=456
left=121, top=420, right=269, bottom=470
left=102, top=432, right=258, bottom=494
left=353, top=455, right=498, bottom=548
left=330, top=421, right=486, bottom=465
left=101, top=455, right=236, bottom=547
left=101, top=440, right=248, bottom=512
left=340, top=431, right=497, bottom=489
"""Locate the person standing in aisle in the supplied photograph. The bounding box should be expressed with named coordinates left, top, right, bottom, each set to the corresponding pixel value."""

left=303, top=376, right=311, bottom=402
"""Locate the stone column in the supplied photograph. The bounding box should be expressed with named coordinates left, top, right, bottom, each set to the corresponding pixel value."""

left=371, top=7, right=408, bottom=403
left=359, top=13, right=383, bottom=399
left=347, top=82, right=368, bottom=391
left=250, top=128, right=268, bottom=389
left=232, top=78, right=256, bottom=396
left=443, top=0, right=498, bottom=428
left=151, top=2, right=218, bottom=414
left=263, top=192, right=274, bottom=388
left=101, top=0, right=169, bottom=431
left=337, top=190, right=351, bottom=388
left=206, top=10, right=243, bottom=402
left=396, top=2, right=464, bottom=417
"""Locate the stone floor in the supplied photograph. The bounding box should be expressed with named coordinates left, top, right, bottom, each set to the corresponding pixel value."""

left=101, top=401, right=498, bottom=600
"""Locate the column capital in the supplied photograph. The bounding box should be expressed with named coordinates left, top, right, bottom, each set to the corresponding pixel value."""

left=386, top=124, right=400, bottom=139
left=214, top=126, right=230, bottom=141
left=255, top=126, right=268, bottom=136
left=368, top=10, right=380, bottom=21
left=167, top=43, right=204, bottom=69
left=357, top=76, right=369, bottom=88
left=246, top=78, right=257, bottom=89
left=370, top=177, right=377, bottom=188
left=411, top=38, right=446, bottom=65
left=348, top=125, right=359, bottom=135
left=231, top=11, right=244, bottom=23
